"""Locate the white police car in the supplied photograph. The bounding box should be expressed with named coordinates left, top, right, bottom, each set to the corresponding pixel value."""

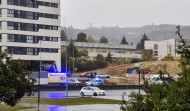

left=84, top=79, right=104, bottom=86
left=80, top=86, right=106, bottom=97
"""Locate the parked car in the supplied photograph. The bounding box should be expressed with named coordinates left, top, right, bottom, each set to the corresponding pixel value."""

left=80, top=72, right=91, bottom=78
left=148, top=74, right=171, bottom=84
left=64, top=78, right=81, bottom=86
left=84, top=79, right=104, bottom=86
left=80, top=86, right=106, bottom=97
left=95, top=73, right=110, bottom=78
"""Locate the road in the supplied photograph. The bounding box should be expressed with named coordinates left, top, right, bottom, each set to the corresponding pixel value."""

left=25, top=89, right=145, bottom=101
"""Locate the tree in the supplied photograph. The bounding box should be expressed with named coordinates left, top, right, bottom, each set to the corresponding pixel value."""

left=142, top=50, right=152, bottom=61
left=61, top=30, right=67, bottom=41
left=106, top=51, right=112, bottom=63
left=121, top=26, right=190, bottom=111
left=0, top=50, right=36, bottom=106
left=161, top=54, right=175, bottom=61
left=99, top=36, right=108, bottom=43
left=67, top=39, right=77, bottom=58
left=137, top=33, right=149, bottom=50
left=95, top=54, right=105, bottom=61
left=120, top=36, right=128, bottom=44
left=76, top=32, right=87, bottom=42
left=87, top=36, right=95, bottom=43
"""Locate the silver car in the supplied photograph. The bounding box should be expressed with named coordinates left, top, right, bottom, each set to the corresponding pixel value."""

left=96, top=73, right=110, bottom=78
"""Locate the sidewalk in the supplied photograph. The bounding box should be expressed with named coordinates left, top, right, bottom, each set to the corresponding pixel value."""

left=19, top=103, right=121, bottom=111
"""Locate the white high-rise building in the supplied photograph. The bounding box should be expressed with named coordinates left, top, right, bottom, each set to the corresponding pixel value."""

left=0, top=0, right=61, bottom=72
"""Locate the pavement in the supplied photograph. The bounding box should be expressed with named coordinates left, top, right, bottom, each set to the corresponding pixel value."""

left=19, top=103, right=121, bottom=111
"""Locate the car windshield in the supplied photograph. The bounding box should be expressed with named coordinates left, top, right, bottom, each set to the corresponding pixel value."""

left=91, top=87, right=101, bottom=90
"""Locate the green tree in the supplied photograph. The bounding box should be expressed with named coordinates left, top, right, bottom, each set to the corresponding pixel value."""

left=95, top=54, right=105, bottom=61
left=161, top=54, right=175, bottom=61
left=142, top=50, right=152, bottom=61
left=121, top=26, right=190, bottom=111
left=76, top=32, right=87, bottom=42
left=0, top=50, right=36, bottom=106
left=106, top=51, right=112, bottom=63
left=99, top=36, right=108, bottom=43
left=67, top=39, right=77, bottom=58
left=120, top=36, right=128, bottom=44
left=87, top=36, right=95, bottom=43
left=61, top=30, right=67, bottom=41
left=77, top=49, right=88, bottom=57
left=137, top=33, right=149, bottom=50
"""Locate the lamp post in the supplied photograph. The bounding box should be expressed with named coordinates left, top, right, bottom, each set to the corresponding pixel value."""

left=64, top=27, right=68, bottom=98
left=134, top=63, right=140, bottom=94
left=38, top=42, right=42, bottom=108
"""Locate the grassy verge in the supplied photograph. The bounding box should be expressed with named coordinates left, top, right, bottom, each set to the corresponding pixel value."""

left=0, top=104, right=31, bottom=111
left=21, top=97, right=121, bottom=106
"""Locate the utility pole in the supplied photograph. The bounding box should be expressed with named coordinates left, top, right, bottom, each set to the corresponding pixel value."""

left=64, top=27, right=68, bottom=97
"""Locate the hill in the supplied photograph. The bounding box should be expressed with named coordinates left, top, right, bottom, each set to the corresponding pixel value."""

left=63, top=24, right=190, bottom=44
left=76, top=61, right=181, bottom=85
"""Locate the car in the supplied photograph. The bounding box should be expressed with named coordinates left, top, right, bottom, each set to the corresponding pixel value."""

left=148, top=74, right=171, bottom=84
left=80, top=86, right=106, bottom=97
left=80, top=72, right=91, bottom=78
left=84, top=79, right=104, bottom=86
left=95, top=73, right=110, bottom=78
left=64, top=78, right=81, bottom=86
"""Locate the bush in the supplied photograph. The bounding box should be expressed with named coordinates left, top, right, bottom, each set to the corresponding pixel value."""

left=161, top=54, right=175, bottom=61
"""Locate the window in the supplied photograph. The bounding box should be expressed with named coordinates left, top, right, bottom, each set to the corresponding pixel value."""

left=51, top=37, right=58, bottom=42
left=0, top=21, right=1, bottom=29
left=18, top=23, right=21, bottom=30
left=26, top=12, right=33, bottom=19
left=7, top=22, right=14, bottom=30
left=7, top=9, right=14, bottom=17
left=27, top=48, right=33, bottom=55
left=51, top=49, right=58, bottom=53
left=26, top=24, right=33, bottom=31
left=26, top=0, right=33, bottom=7
left=26, top=36, right=33, bottom=43
left=8, top=34, right=15, bottom=42
left=154, top=44, right=158, bottom=50
left=0, top=34, right=2, bottom=42
left=18, top=0, right=21, bottom=5
left=18, top=11, right=21, bottom=18
left=7, top=0, right=14, bottom=5
left=0, top=9, right=1, bottom=17
left=154, top=51, right=158, bottom=56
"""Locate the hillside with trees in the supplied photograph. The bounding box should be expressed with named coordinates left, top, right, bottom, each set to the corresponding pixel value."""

left=61, top=24, right=190, bottom=44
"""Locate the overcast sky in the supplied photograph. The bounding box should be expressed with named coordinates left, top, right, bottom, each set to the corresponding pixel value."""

left=61, top=0, right=190, bottom=29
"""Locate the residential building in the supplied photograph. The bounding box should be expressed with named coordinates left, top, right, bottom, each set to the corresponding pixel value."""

left=61, top=42, right=142, bottom=59
left=145, top=38, right=190, bottom=60
left=0, top=0, right=61, bottom=72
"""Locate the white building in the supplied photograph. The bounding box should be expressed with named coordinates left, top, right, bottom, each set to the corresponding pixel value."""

left=145, top=38, right=190, bottom=60
left=0, top=0, right=61, bottom=72
left=62, top=42, right=142, bottom=59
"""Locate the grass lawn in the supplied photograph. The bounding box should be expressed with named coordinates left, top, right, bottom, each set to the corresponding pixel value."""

left=0, top=104, right=31, bottom=111
left=21, top=97, right=121, bottom=106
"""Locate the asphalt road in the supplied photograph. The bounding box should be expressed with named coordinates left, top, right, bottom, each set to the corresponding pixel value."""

left=25, top=89, right=145, bottom=101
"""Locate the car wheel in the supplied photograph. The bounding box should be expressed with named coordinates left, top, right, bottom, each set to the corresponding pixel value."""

left=93, top=93, right=97, bottom=96
left=107, top=76, right=110, bottom=78
left=80, top=92, right=84, bottom=97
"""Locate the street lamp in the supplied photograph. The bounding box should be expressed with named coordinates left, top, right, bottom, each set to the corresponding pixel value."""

left=38, top=42, right=42, bottom=108
left=134, top=63, right=140, bottom=94
left=63, top=27, right=68, bottom=98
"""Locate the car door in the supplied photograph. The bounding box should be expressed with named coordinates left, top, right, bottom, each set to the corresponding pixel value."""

left=88, top=87, right=94, bottom=95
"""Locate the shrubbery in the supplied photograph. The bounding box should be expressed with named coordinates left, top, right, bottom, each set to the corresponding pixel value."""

left=161, top=54, right=175, bottom=61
